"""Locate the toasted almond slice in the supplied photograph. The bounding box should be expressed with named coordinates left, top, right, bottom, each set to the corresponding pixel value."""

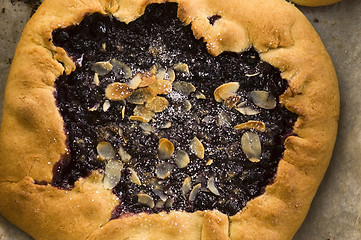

left=214, top=82, right=239, bottom=102
left=97, top=142, right=116, bottom=160
left=153, top=188, right=167, bottom=202
left=189, top=183, right=201, bottom=202
left=241, top=132, right=262, bottom=163
left=224, top=95, right=241, bottom=109
left=235, top=106, right=260, bottom=115
left=93, top=73, right=100, bottom=86
left=149, top=80, right=172, bottom=95
left=217, top=111, right=231, bottom=127
left=139, top=123, right=154, bottom=132
left=105, top=82, right=132, bottom=101
left=128, top=73, right=142, bottom=89
left=139, top=74, right=157, bottom=88
left=182, top=177, right=192, bottom=198
left=190, top=137, right=205, bottom=159
left=155, top=200, right=165, bottom=208
left=91, top=61, right=113, bottom=76
left=103, top=160, right=123, bottom=189
left=167, top=69, right=176, bottom=82
left=249, top=90, right=277, bottom=109
left=155, top=68, right=166, bottom=81
left=207, top=177, right=220, bottom=196
left=111, top=59, right=132, bottom=79
left=129, top=116, right=151, bottom=122
left=195, top=91, right=206, bottom=100
left=137, top=193, right=155, bottom=208
left=206, top=159, right=213, bottom=166
left=133, top=105, right=155, bottom=119
left=174, top=150, right=190, bottom=168
left=129, top=168, right=141, bottom=185
left=156, top=163, right=173, bottom=179
left=127, top=87, right=156, bottom=105
left=173, top=81, right=196, bottom=96
left=245, top=72, right=260, bottom=77
left=103, top=100, right=111, bottom=112
left=173, top=62, right=190, bottom=74
left=234, top=120, right=266, bottom=132
left=164, top=198, right=175, bottom=208
left=160, top=121, right=172, bottom=129
left=182, top=100, right=192, bottom=112
left=158, top=138, right=175, bottom=159
left=145, top=96, right=169, bottom=113
left=118, top=146, right=131, bottom=162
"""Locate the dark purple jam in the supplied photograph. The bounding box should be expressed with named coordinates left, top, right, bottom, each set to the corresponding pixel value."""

left=51, top=3, right=297, bottom=216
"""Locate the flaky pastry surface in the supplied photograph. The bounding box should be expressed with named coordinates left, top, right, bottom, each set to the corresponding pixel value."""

left=0, top=0, right=339, bottom=239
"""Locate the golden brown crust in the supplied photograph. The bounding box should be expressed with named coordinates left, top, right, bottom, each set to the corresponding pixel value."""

left=290, top=0, right=342, bottom=7
left=0, top=0, right=339, bottom=239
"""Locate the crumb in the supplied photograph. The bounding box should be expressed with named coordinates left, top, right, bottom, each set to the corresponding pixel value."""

left=1, top=8, right=5, bottom=13
left=313, top=18, right=319, bottom=23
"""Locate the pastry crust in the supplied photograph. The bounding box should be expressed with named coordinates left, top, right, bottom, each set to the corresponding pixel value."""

left=0, top=0, right=339, bottom=239
left=290, top=0, right=342, bottom=7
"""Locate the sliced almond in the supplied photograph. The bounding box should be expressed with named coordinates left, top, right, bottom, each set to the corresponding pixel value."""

left=160, top=121, right=172, bottom=129
left=103, top=160, right=123, bottom=189
left=190, top=137, right=205, bottom=159
left=182, top=177, right=192, bottom=198
left=97, top=142, right=116, bottom=160
left=189, top=183, right=201, bottom=202
left=93, top=73, right=100, bottom=86
left=155, top=68, right=166, bottom=81
left=245, top=72, right=260, bottom=77
left=167, top=69, right=176, bottom=82
left=164, top=198, right=175, bottom=208
left=158, top=138, right=174, bottom=159
left=195, top=91, right=206, bottom=100
left=156, top=163, right=173, bottom=179
left=206, top=159, right=213, bottom=166
left=234, top=120, right=266, bottom=132
left=129, top=168, right=141, bottom=185
left=137, top=193, right=155, bottom=208
left=249, top=90, right=277, bottom=109
left=153, top=188, right=167, bottom=202
left=103, top=100, right=111, bottom=112
left=217, top=111, right=231, bottom=127
left=118, top=146, right=131, bottom=162
left=224, top=95, right=241, bottom=109
left=207, top=177, right=220, bottom=196
left=133, top=105, right=155, bottom=120
left=174, top=150, right=190, bottom=168
left=111, top=59, right=132, bottom=79
left=155, top=200, right=165, bottom=208
left=148, top=80, right=172, bottom=95
left=173, top=81, right=196, bottom=96
left=173, top=62, right=190, bottom=74
left=235, top=106, right=260, bottom=115
left=91, top=61, right=113, bottom=76
left=182, top=100, right=192, bottom=112
left=128, top=74, right=142, bottom=89
left=241, top=132, right=262, bottom=163
left=105, top=82, right=132, bottom=101
left=214, top=82, right=239, bottom=102
left=127, top=87, right=156, bottom=105
left=139, top=123, right=154, bottom=132
left=139, top=74, right=157, bottom=88
left=145, top=96, right=169, bottom=113
left=129, top=116, right=151, bottom=123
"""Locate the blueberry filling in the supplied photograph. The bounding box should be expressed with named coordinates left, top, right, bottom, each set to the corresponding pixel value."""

left=51, top=3, right=297, bottom=216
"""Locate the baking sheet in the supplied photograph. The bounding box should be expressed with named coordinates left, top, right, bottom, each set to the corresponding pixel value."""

left=0, top=0, right=360, bottom=239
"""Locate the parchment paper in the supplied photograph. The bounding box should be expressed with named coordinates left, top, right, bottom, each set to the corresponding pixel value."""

left=0, top=0, right=360, bottom=239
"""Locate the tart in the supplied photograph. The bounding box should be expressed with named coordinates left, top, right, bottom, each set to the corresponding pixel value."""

left=290, top=0, right=342, bottom=7
left=0, top=0, right=339, bottom=240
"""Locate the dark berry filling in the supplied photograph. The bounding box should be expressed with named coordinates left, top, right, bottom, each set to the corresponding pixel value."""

left=51, top=3, right=297, bottom=216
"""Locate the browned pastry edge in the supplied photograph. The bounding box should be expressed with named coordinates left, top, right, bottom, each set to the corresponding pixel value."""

left=0, top=0, right=339, bottom=239
left=290, top=0, right=341, bottom=7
